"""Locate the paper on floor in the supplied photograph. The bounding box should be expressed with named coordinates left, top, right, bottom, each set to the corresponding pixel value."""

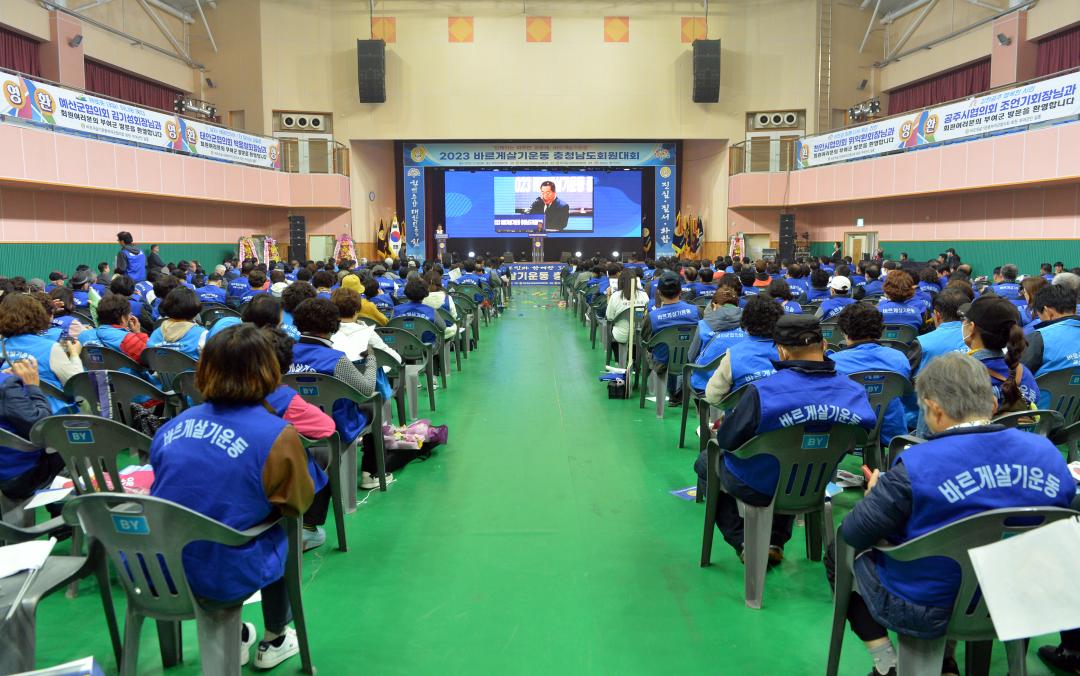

left=968, top=516, right=1080, bottom=641
left=0, top=538, right=57, bottom=579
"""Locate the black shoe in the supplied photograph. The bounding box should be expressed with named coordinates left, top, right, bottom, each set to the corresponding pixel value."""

left=767, top=545, right=784, bottom=568
left=867, top=668, right=896, bottom=676
left=667, top=395, right=682, bottom=407
left=940, top=656, right=959, bottom=676
left=1038, top=644, right=1080, bottom=674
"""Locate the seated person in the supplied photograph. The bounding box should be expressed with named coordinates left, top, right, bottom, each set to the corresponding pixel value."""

left=914, top=288, right=968, bottom=375
left=989, top=263, right=1021, bottom=299
left=288, top=298, right=386, bottom=489
left=830, top=303, right=911, bottom=447
left=243, top=294, right=286, bottom=332
left=689, top=286, right=746, bottom=396
left=69, top=270, right=94, bottom=308
left=197, top=272, right=227, bottom=305
left=960, top=296, right=1038, bottom=413
left=704, top=295, right=783, bottom=406
left=150, top=324, right=314, bottom=669
left=241, top=270, right=270, bottom=303
left=392, top=278, right=446, bottom=345
left=805, top=268, right=831, bottom=302
left=364, top=276, right=395, bottom=317
left=1021, top=284, right=1080, bottom=380
left=604, top=268, right=650, bottom=363
left=147, top=287, right=207, bottom=359
left=786, top=264, right=810, bottom=296
left=694, top=314, right=875, bottom=562
left=0, top=293, right=82, bottom=410
left=640, top=273, right=698, bottom=406
left=0, top=358, right=62, bottom=501
left=877, top=270, right=926, bottom=332
left=281, top=281, right=317, bottom=340
left=1016, top=276, right=1046, bottom=330
left=816, top=276, right=855, bottom=321
left=766, top=278, right=802, bottom=314
left=93, top=293, right=150, bottom=365
left=856, top=265, right=884, bottom=298
left=693, top=268, right=717, bottom=297
left=147, top=273, right=180, bottom=322
left=311, top=270, right=336, bottom=300
left=691, top=274, right=743, bottom=354
left=833, top=352, right=1072, bottom=676
left=45, top=287, right=87, bottom=341
left=421, top=271, right=458, bottom=341
left=226, top=262, right=253, bottom=301
left=339, top=274, right=388, bottom=327
left=330, top=288, right=400, bottom=364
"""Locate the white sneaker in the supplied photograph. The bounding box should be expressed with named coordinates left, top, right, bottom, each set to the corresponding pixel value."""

left=254, top=626, right=299, bottom=670
left=240, top=622, right=256, bottom=666
left=360, top=471, right=394, bottom=490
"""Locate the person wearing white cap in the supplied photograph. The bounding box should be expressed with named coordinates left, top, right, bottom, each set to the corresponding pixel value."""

left=816, top=275, right=855, bottom=321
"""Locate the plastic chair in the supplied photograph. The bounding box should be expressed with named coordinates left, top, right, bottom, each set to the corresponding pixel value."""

left=1037, top=367, right=1080, bottom=428
left=1051, top=421, right=1080, bottom=463
left=30, top=415, right=154, bottom=491
left=376, top=327, right=436, bottom=415
left=847, top=371, right=913, bottom=471
left=455, top=283, right=489, bottom=323
left=588, top=296, right=608, bottom=350
left=638, top=325, right=697, bottom=419
left=692, top=296, right=711, bottom=309
left=436, top=307, right=465, bottom=370
left=992, top=409, right=1066, bottom=438
left=0, top=427, right=48, bottom=529
left=62, top=493, right=315, bottom=676
left=80, top=345, right=146, bottom=375
left=882, top=324, right=919, bottom=344
left=63, top=370, right=178, bottom=426
left=174, top=370, right=204, bottom=409
left=71, top=308, right=95, bottom=327
left=371, top=348, right=407, bottom=425
left=283, top=372, right=386, bottom=549
left=693, top=387, right=748, bottom=505
left=198, top=304, right=241, bottom=328
left=604, top=307, right=645, bottom=367
left=700, top=423, right=869, bottom=609
left=825, top=507, right=1079, bottom=676
left=451, top=293, right=480, bottom=348
left=142, top=346, right=198, bottom=392
left=679, top=352, right=728, bottom=449
left=0, top=520, right=122, bottom=675
left=389, top=316, right=448, bottom=389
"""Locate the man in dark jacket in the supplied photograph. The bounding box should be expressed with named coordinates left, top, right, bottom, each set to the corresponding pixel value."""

left=0, top=359, right=61, bottom=500
left=147, top=244, right=166, bottom=278
left=834, top=352, right=1073, bottom=676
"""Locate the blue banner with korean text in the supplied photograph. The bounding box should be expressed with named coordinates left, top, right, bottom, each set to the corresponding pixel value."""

left=508, top=263, right=563, bottom=285
left=403, top=166, right=425, bottom=257
left=403, top=142, right=676, bottom=168
left=654, top=164, right=676, bottom=251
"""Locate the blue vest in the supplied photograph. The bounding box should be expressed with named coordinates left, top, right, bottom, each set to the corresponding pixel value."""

left=1032, top=317, right=1080, bottom=377
left=264, top=385, right=328, bottom=494
left=990, top=282, right=1020, bottom=300
left=371, top=294, right=395, bottom=314
left=693, top=283, right=716, bottom=297
left=780, top=300, right=803, bottom=314
left=376, top=275, right=398, bottom=296
left=280, top=312, right=300, bottom=341
left=227, top=277, right=251, bottom=298
left=690, top=328, right=747, bottom=393
left=72, top=290, right=90, bottom=308
left=148, top=323, right=206, bottom=360
left=393, top=302, right=438, bottom=343
left=1009, top=299, right=1036, bottom=326
left=787, top=278, right=810, bottom=294
left=849, top=275, right=866, bottom=286
left=128, top=298, right=144, bottom=319
left=979, top=354, right=1039, bottom=408
left=884, top=428, right=1074, bottom=606
left=805, top=287, right=830, bottom=302
left=878, top=299, right=924, bottom=330
left=50, top=315, right=77, bottom=340
left=0, top=372, right=45, bottom=480
left=197, top=285, right=226, bottom=305
left=917, top=282, right=940, bottom=297
left=819, top=297, right=855, bottom=321
left=121, top=248, right=147, bottom=282
left=288, top=342, right=369, bottom=443
left=241, top=288, right=267, bottom=303
left=830, top=343, right=911, bottom=446
left=647, top=301, right=698, bottom=363
left=724, top=363, right=875, bottom=494
left=859, top=279, right=884, bottom=296
left=78, top=328, right=102, bottom=347
left=915, top=322, right=967, bottom=374
left=1, top=334, right=66, bottom=412
left=150, top=402, right=290, bottom=601
left=729, top=337, right=778, bottom=390
left=134, top=280, right=154, bottom=299
left=742, top=287, right=763, bottom=298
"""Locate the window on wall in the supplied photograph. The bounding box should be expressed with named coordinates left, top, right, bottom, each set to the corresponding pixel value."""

left=1036, top=23, right=1080, bottom=77
left=84, top=59, right=184, bottom=112
left=0, top=25, right=41, bottom=77
left=886, top=59, right=991, bottom=116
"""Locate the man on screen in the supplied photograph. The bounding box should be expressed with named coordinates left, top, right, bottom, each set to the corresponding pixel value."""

left=528, top=180, right=570, bottom=232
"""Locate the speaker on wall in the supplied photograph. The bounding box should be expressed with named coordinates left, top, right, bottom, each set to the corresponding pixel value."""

left=778, top=214, right=795, bottom=262
left=692, top=39, right=721, bottom=103
left=357, top=39, right=386, bottom=103
left=288, top=215, right=307, bottom=261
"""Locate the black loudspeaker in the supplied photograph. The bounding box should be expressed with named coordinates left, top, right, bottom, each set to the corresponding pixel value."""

left=779, top=214, right=795, bottom=262
left=692, top=39, right=721, bottom=103
left=357, top=39, right=386, bottom=103
left=288, top=215, right=306, bottom=261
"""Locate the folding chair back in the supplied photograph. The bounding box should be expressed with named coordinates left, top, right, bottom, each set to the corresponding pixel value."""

left=142, top=347, right=198, bottom=391
left=63, top=370, right=175, bottom=425
left=31, top=414, right=152, bottom=494
left=389, top=315, right=442, bottom=349
left=847, top=371, right=913, bottom=470
left=198, top=305, right=241, bottom=328
left=71, top=309, right=95, bottom=327
left=882, top=324, right=918, bottom=344
left=1037, top=367, right=1080, bottom=426
left=375, top=326, right=431, bottom=364
left=81, top=345, right=145, bottom=374
left=174, top=370, right=204, bottom=408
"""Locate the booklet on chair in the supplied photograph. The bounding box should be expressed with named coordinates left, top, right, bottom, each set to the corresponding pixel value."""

left=10, top=657, right=105, bottom=676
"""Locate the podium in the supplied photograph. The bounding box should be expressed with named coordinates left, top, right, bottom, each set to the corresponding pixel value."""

left=529, top=232, right=546, bottom=262
left=435, top=233, right=448, bottom=264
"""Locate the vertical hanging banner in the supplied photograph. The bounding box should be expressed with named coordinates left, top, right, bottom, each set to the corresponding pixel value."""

left=403, top=166, right=425, bottom=257
left=655, top=164, right=676, bottom=252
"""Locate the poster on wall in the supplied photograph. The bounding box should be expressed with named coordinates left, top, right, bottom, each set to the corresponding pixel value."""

left=796, top=70, right=1080, bottom=169
left=0, top=72, right=281, bottom=170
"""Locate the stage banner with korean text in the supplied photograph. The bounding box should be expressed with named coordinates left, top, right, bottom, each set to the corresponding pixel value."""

left=0, top=72, right=280, bottom=169
left=508, top=263, right=563, bottom=285
left=403, top=142, right=677, bottom=168
left=655, top=164, right=676, bottom=252
left=796, top=70, right=1080, bottom=169
left=403, top=166, right=425, bottom=257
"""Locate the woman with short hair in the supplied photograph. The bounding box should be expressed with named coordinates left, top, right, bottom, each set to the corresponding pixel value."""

left=0, top=293, right=82, bottom=411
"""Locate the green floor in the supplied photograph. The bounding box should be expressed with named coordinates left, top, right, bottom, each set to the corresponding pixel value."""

left=33, top=287, right=1061, bottom=675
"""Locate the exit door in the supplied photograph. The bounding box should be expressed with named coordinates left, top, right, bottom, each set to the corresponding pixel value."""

left=844, top=232, right=876, bottom=261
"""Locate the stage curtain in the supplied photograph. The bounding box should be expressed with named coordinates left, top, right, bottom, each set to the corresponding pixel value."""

left=1036, top=24, right=1080, bottom=77
left=886, top=59, right=990, bottom=116
left=0, top=26, right=41, bottom=76
left=84, top=59, right=183, bottom=112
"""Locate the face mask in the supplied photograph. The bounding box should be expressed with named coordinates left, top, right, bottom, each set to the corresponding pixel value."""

left=962, top=322, right=974, bottom=347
